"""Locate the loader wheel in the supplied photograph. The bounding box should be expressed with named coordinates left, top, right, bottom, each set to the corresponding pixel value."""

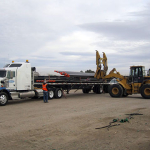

left=54, top=88, right=63, bottom=98
left=0, top=92, right=8, bottom=106
left=109, top=84, right=123, bottom=98
left=141, top=84, right=150, bottom=99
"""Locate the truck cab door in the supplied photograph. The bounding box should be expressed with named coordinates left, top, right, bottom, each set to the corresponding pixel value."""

left=7, top=71, right=16, bottom=90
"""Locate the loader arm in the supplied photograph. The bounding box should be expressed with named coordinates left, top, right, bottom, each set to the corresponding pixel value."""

left=94, top=50, right=108, bottom=79
left=104, top=68, right=131, bottom=91
left=104, top=68, right=124, bottom=79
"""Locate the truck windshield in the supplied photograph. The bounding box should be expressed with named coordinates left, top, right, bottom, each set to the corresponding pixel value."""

left=9, top=64, right=22, bottom=67
left=0, top=71, right=6, bottom=77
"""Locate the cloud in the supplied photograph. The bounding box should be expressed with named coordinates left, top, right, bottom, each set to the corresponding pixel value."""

left=60, top=52, right=95, bottom=56
left=79, top=20, right=150, bottom=41
left=0, top=0, right=150, bottom=76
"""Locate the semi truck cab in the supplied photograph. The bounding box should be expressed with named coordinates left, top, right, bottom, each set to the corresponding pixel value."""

left=0, top=60, right=33, bottom=91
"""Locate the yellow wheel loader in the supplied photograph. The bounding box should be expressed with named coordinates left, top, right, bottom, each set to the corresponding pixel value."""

left=94, top=50, right=150, bottom=99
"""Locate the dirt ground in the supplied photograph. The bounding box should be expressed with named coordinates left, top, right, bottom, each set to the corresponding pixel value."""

left=0, top=90, right=150, bottom=150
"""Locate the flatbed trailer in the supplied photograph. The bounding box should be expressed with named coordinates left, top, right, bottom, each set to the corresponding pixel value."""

left=33, top=74, right=110, bottom=99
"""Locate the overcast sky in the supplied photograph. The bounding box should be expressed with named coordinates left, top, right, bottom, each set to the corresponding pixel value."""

left=0, top=0, right=150, bottom=75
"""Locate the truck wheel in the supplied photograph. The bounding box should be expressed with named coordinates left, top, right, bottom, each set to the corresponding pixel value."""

left=141, top=84, right=150, bottom=99
left=109, top=84, right=123, bottom=97
left=0, top=92, right=8, bottom=106
left=55, top=88, right=63, bottom=98
left=49, top=89, right=54, bottom=99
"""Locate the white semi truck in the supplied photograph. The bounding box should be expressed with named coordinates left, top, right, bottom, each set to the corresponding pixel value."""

left=0, top=60, right=44, bottom=106
left=0, top=60, right=109, bottom=106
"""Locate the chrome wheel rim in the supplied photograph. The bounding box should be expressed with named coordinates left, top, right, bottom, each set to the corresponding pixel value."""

left=0, top=95, right=7, bottom=104
left=58, top=90, right=62, bottom=97
left=49, top=91, right=54, bottom=98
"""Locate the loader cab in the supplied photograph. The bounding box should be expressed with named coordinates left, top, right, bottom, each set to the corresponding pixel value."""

left=129, top=66, right=145, bottom=83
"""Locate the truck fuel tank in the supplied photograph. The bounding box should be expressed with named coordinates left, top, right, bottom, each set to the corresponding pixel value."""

left=19, top=91, right=35, bottom=98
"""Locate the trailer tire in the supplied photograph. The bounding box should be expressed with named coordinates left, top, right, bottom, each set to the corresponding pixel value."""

left=48, top=89, right=54, bottom=99
left=103, top=85, right=109, bottom=93
left=0, top=92, right=8, bottom=106
left=141, top=84, right=150, bottom=99
left=82, top=88, right=90, bottom=94
left=93, top=86, right=96, bottom=93
left=54, top=88, right=63, bottom=98
left=82, top=89, right=86, bottom=93
left=109, top=84, right=123, bottom=98
left=96, top=85, right=102, bottom=94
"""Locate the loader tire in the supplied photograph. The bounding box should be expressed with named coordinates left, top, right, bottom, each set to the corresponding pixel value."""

left=109, top=84, right=123, bottom=98
left=141, top=84, right=150, bottom=99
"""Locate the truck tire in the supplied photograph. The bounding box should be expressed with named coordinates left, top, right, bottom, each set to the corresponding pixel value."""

left=54, top=88, right=63, bottom=98
left=0, top=92, right=8, bottom=106
left=141, top=84, right=150, bottom=99
left=48, top=89, right=54, bottom=99
left=109, top=84, right=123, bottom=98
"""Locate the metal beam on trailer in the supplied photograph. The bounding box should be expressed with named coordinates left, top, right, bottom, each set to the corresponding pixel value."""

left=54, top=70, right=95, bottom=77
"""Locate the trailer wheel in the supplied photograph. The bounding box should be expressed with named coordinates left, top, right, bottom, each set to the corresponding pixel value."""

left=82, top=89, right=86, bottom=93
left=0, top=92, right=8, bottom=106
left=82, top=89, right=89, bottom=93
left=141, top=84, right=150, bottom=99
left=82, top=87, right=91, bottom=94
left=96, top=85, right=103, bottom=94
left=55, top=88, right=63, bottom=98
left=93, top=86, right=96, bottom=93
left=48, top=89, right=54, bottom=99
left=109, top=84, right=123, bottom=98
